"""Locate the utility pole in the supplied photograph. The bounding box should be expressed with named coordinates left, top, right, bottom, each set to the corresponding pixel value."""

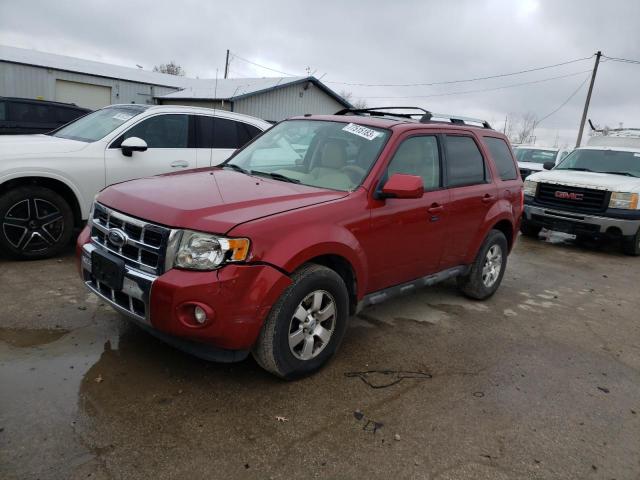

left=224, top=49, right=230, bottom=79
left=575, top=51, right=601, bottom=147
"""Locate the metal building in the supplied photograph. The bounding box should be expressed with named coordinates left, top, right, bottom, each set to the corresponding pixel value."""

left=0, top=45, right=350, bottom=119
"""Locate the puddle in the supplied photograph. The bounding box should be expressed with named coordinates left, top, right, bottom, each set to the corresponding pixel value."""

left=0, top=327, right=69, bottom=348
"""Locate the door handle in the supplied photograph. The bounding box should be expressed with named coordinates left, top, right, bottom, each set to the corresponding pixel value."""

left=171, top=161, right=189, bottom=168
left=427, top=203, right=444, bottom=214
left=481, top=194, right=496, bottom=203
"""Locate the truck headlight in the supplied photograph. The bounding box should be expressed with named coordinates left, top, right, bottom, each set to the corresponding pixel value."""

left=523, top=180, right=538, bottom=197
left=173, top=231, right=250, bottom=270
left=609, top=192, right=639, bottom=210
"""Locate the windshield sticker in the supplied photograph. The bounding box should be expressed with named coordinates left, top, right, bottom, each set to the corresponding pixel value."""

left=342, top=123, right=381, bottom=141
left=113, top=113, right=133, bottom=121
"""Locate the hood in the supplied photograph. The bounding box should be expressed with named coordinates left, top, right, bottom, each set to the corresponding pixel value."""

left=518, top=161, right=545, bottom=171
left=0, top=134, right=89, bottom=157
left=528, top=169, right=640, bottom=192
left=98, top=168, right=349, bottom=233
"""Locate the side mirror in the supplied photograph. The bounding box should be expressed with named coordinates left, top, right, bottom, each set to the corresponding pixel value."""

left=121, top=137, right=148, bottom=157
left=543, top=161, right=555, bottom=170
left=380, top=173, right=424, bottom=199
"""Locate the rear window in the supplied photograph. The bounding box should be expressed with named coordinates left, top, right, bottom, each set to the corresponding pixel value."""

left=484, top=137, right=518, bottom=181
left=196, top=116, right=263, bottom=149
left=444, top=135, right=486, bottom=187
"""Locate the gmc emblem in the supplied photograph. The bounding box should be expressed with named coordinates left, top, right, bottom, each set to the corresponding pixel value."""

left=555, top=191, right=583, bottom=201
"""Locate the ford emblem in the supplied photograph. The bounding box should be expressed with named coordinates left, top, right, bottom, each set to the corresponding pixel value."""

left=107, top=228, right=127, bottom=247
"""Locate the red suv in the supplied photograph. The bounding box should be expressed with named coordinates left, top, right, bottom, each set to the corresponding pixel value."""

left=77, top=107, right=523, bottom=378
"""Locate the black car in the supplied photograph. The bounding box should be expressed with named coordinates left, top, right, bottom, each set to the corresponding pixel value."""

left=0, top=97, right=92, bottom=135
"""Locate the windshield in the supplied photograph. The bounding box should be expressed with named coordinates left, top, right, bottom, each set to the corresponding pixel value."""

left=51, top=106, right=147, bottom=142
left=226, top=119, right=390, bottom=191
left=555, top=149, right=640, bottom=177
left=514, top=148, right=558, bottom=165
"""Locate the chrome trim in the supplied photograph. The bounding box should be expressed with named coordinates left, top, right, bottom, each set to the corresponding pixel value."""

left=524, top=205, right=640, bottom=236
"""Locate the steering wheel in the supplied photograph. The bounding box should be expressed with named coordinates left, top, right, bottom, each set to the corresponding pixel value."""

left=341, top=165, right=367, bottom=183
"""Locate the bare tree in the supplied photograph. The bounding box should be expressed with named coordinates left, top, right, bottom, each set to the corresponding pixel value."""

left=514, top=112, right=538, bottom=144
left=153, top=61, right=185, bottom=76
left=340, top=90, right=367, bottom=109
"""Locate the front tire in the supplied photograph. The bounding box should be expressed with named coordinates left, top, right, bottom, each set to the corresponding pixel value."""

left=457, top=229, right=508, bottom=300
left=252, top=263, right=349, bottom=379
left=0, top=186, right=74, bottom=260
left=622, top=228, right=640, bottom=256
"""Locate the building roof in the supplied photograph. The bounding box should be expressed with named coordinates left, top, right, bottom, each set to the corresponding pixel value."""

left=0, top=44, right=350, bottom=107
left=157, top=76, right=351, bottom=107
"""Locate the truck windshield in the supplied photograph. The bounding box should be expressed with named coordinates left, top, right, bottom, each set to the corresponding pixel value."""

left=514, top=148, right=558, bottom=165
left=555, top=149, right=640, bottom=177
left=51, top=106, right=147, bottom=142
left=225, top=119, right=390, bottom=191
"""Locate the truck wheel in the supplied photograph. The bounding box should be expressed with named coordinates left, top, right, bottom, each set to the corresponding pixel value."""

left=457, top=229, right=508, bottom=300
left=253, top=263, right=349, bottom=379
left=621, top=228, right=640, bottom=256
left=0, top=186, right=74, bottom=260
left=520, top=219, right=542, bottom=238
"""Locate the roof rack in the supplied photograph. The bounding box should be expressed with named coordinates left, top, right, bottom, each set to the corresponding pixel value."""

left=335, top=106, right=492, bottom=129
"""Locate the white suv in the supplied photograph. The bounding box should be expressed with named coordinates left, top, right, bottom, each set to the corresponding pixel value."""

left=0, top=104, right=270, bottom=259
left=521, top=133, right=640, bottom=255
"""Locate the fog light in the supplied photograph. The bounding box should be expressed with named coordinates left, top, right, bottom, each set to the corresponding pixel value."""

left=194, top=306, right=207, bottom=324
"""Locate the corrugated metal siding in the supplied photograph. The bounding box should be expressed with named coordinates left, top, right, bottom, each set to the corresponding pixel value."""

left=233, top=82, right=344, bottom=122
left=0, top=61, right=179, bottom=106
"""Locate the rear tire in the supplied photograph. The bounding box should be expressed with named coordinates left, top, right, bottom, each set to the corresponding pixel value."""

left=457, top=230, right=508, bottom=300
left=252, top=264, right=349, bottom=379
left=0, top=186, right=74, bottom=260
left=520, top=219, right=542, bottom=238
left=622, top=228, right=640, bottom=256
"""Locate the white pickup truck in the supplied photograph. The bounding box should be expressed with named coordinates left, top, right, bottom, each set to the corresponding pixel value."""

left=521, top=133, right=640, bottom=255
left=0, top=104, right=270, bottom=259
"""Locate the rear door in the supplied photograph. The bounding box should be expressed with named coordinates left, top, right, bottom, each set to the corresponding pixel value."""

left=105, top=113, right=197, bottom=186
left=366, top=133, right=450, bottom=291
left=440, top=132, right=497, bottom=268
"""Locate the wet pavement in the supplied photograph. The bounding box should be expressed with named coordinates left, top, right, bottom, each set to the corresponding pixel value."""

left=1, top=233, right=639, bottom=479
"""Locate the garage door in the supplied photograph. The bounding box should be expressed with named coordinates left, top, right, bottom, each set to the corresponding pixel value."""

left=55, top=80, right=112, bottom=109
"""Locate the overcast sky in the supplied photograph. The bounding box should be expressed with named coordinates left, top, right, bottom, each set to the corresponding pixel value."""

left=1, top=0, right=638, bottom=146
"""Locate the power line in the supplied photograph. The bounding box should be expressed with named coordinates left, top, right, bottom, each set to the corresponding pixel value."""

left=535, top=75, right=590, bottom=127
left=230, top=52, right=300, bottom=77
left=602, top=55, right=640, bottom=65
left=324, top=55, right=594, bottom=87
left=356, top=69, right=592, bottom=100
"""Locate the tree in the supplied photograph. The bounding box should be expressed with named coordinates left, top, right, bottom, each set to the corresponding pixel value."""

left=514, top=112, right=538, bottom=144
left=339, top=90, right=367, bottom=109
left=153, top=61, right=185, bottom=76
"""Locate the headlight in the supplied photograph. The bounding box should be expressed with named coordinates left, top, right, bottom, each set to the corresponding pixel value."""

left=523, top=180, right=538, bottom=197
left=173, top=230, right=250, bottom=270
left=609, top=192, right=639, bottom=210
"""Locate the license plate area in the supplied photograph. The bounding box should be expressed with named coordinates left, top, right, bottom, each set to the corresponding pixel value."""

left=91, top=250, right=125, bottom=291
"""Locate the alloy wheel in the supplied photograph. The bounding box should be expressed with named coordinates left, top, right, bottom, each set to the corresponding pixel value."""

left=288, top=290, right=336, bottom=361
left=2, top=198, right=65, bottom=253
left=481, top=244, right=503, bottom=288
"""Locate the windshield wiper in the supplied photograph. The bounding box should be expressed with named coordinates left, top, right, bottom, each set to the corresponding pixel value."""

left=222, top=163, right=251, bottom=175
left=599, top=171, right=638, bottom=177
left=251, top=170, right=301, bottom=184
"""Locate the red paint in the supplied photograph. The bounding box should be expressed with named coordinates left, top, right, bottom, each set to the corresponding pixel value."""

left=79, top=115, right=522, bottom=353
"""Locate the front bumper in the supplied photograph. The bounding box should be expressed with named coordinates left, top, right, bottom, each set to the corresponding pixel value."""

left=523, top=204, right=640, bottom=236
left=79, top=232, right=292, bottom=361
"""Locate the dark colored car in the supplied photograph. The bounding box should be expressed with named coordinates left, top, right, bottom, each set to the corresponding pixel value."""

left=0, top=97, right=91, bottom=135
left=77, top=107, right=523, bottom=379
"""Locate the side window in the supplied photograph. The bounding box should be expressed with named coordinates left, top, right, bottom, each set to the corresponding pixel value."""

left=483, top=137, right=518, bottom=181
left=213, top=117, right=239, bottom=149
left=120, top=114, right=188, bottom=148
left=195, top=115, right=214, bottom=148
left=8, top=102, right=56, bottom=123
left=237, top=122, right=262, bottom=146
left=0, top=101, right=6, bottom=121
left=444, top=135, right=486, bottom=187
left=57, top=107, right=83, bottom=124
left=387, top=136, right=440, bottom=190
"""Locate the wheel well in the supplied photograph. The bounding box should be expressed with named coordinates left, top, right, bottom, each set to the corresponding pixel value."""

left=0, top=177, right=83, bottom=227
left=492, top=219, right=514, bottom=249
left=307, top=254, right=358, bottom=315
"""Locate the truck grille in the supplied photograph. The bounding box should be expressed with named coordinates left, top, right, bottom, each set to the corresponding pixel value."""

left=90, top=203, right=172, bottom=275
left=535, top=183, right=610, bottom=213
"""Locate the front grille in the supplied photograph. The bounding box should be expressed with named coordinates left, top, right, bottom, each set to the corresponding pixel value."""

left=90, top=203, right=172, bottom=275
left=535, top=183, right=610, bottom=213
left=84, top=270, right=146, bottom=319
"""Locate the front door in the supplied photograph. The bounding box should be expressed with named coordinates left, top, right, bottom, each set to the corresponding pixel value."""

left=366, top=134, right=450, bottom=292
left=105, top=113, right=196, bottom=186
